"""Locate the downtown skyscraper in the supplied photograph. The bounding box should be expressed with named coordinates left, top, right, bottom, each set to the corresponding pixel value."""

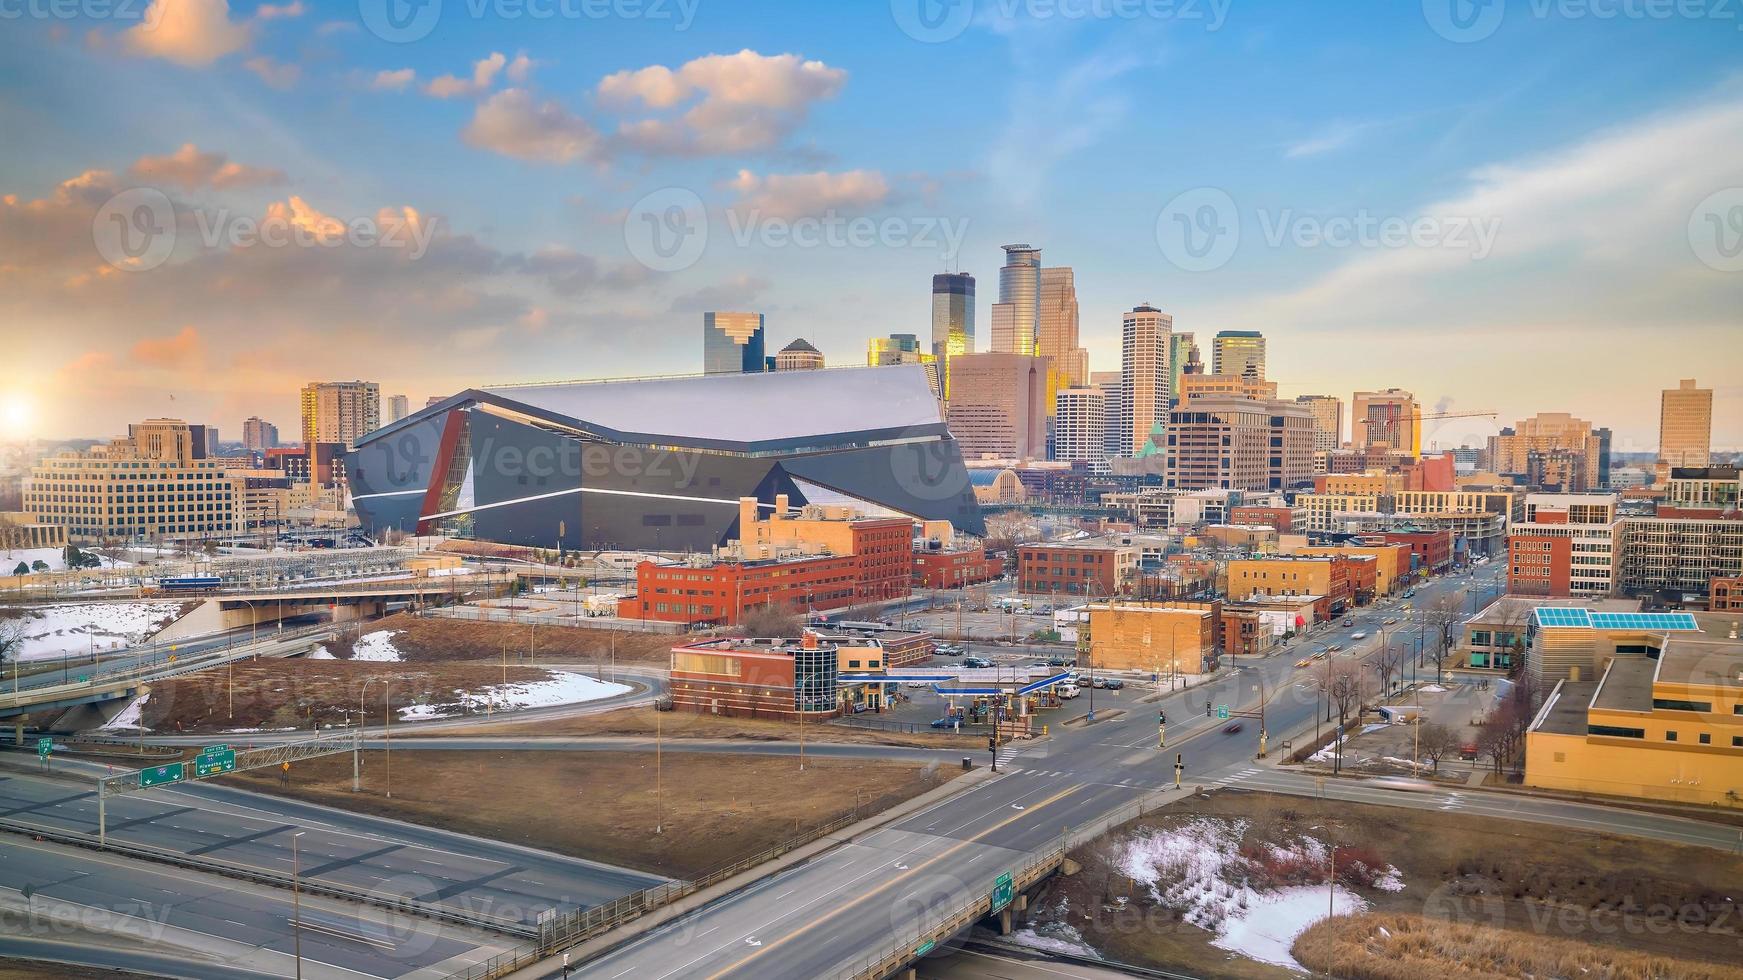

left=990, top=244, right=1041, bottom=356
left=1037, top=266, right=1088, bottom=404
left=702, top=312, right=768, bottom=375
left=1120, top=304, right=1173, bottom=457
left=1212, top=330, right=1266, bottom=379
left=930, top=273, right=975, bottom=400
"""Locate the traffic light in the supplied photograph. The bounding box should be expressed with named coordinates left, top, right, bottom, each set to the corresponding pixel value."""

left=1158, top=710, right=1166, bottom=725
left=1205, top=699, right=1212, bottom=717
left=987, top=735, right=997, bottom=752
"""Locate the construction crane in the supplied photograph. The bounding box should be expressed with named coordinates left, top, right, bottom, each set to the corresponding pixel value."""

left=1357, top=410, right=1498, bottom=448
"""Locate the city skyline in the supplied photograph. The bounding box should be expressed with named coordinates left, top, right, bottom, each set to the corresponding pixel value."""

left=1, top=1, right=1738, bottom=450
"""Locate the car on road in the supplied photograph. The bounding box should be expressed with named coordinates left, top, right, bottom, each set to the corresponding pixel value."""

left=1341, top=618, right=1354, bottom=627
left=1222, top=722, right=1244, bottom=734
left=1370, top=777, right=1437, bottom=793
left=1403, top=589, right=1418, bottom=599
left=1293, top=657, right=1312, bottom=668
left=1102, top=678, right=1125, bottom=690
left=1351, top=631, right=1367, bottom=641
left=1382, top=617, right=1398, bottom=626
left=904, top=680, right=931, bottom=689
left=1326, top=643, right=1344, bottom=653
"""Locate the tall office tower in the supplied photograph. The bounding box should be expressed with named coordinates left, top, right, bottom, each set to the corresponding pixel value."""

left=1120, top=304, right=1173, bottom=457
left=1212, top=330, right=1266, bottom=379
left=1054, top=388, right=1108, bottom=474
left=242, top=416, right=279, bottom=453
left=1036, top=266, right=1087, bottom=408
left=944, top=352, right=1048, bottom=460
left=930, top=273, right=975, bottom=399
left=773, top=338, right=824, bottom=371
left=1352, top=388, right=1421, bottom=456
left=300, top=381, right=381, bottom=449
left=989, top=244, right=1041, bottom=355
left=1168, top=332, right=1196, bottom=407
left=869, top=334, right=940, bottom=395
left=1489, top=412, right=1607, bottom=490
left=1165, top=397, right=1314, bottom=491
left=1657, top=378, right=1713, bottom=481
left=702, top=311, right=767, bottom=374
left=1092, top=370, right=1125, bottom=461
left=1295, top=395, right=1344, bottom=451
left=387, top=395, right=409, bottom=424
left=1594, top=427, right=1613, bottom=488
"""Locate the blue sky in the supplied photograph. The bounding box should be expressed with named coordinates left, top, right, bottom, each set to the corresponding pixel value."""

left=1, top=0, right=1739, bottom=451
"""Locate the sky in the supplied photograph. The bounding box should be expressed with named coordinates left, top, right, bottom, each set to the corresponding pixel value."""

left=1, top=0, right=1739, bottom=454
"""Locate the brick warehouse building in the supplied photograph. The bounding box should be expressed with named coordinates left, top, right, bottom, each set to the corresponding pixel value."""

left=1017, top=538, right=1137, bottom=596
left=912, top=542, right=1003, bottom=589
left=619, top=553, right=864, bottom=626
left=669, top=633, right=843, bottom=720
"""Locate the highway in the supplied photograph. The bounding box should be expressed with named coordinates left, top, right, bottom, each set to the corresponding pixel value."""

left=541, top=562, right=1739, bottom=978
left=0, top=758, right=666, bottom=928
left=0, top=833, right=517, bottom=979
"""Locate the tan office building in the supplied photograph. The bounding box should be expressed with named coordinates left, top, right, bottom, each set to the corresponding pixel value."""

left=1036, top=266, right=1087, bottom=406
left=1656, top=378, right=1712, bottom=482
left=1165, top=397, right=1313, bottom=492
left=1084, top=602, right=1214, bottom=674
left=1296, top=395, right=1343, bottom=452
left=1177, top=373, right=1278, bottom=403
left=1489, top=412, right=1606, bottom=490
left=23, top=419, right=242, bottom=544
left=1353, top=388, right=1421, bottom=456
left=1120, top=304, right=1173, bottom=456
left=300, top=380, right=381, bottom=449
left=944, top=353, right=1048, bottom=460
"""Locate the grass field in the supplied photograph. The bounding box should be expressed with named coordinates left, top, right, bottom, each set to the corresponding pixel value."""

left=1026, top=789, right=1743, bottom=979
left=405, top=705, right=961, bottom=747
left=226, top=748, right=959, bottom=877
left=326, top=613, right=677, bottom=666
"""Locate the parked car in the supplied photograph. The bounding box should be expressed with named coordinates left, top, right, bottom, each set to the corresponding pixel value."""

left=1222, top=722, right=1244, bottom=735
left=1103, top=678, right=1125, bottom=690
left=1058, top=683, right=1081, bottom=699
left=1091, top=676, right=1108, bottom=689
left=904, top=680, right=931, bottom=689
left=1047, top=657, right=1068, bottom=667
left=963, top=656, right=993, bottom=669
left=929, top=717, right=959, bottom=729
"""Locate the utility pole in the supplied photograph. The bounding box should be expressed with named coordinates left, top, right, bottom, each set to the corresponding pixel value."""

left=292, top=831, right=306, bottom=980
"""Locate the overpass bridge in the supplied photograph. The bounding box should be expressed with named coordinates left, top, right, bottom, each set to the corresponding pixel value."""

left=152, top=575, right=508, bottom=640
left=2, top=626, right=331, bottom=729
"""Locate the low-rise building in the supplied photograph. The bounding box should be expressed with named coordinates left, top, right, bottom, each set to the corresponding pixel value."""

left=1525, top=605, right=1705, bottom=689
left=1225, top=556, right=1350, bottom=618
left=1620, top=514, right=1743, bottom=598
left=1712, top=577, right=1743, bottom=612
left=1017, top=538, right=1139, bottom=596
left=912, top=542, right=1003, bottom=589
left=1507, top=493, right=1622, bottom=598
left=619, top=552, right=863, bottom=626
left=1288, top=543, right=1410, bottom=597
left=668, top=632, right=845, bottom=720
left=23, top=419, right=243, bottom=545
left=1525, top=615, right=1743, bottom=806
left=1083, top=601, right=1215, bottom=674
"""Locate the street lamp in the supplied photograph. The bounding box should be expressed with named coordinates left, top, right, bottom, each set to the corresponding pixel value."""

left=359, top=676, right=391, bottom=797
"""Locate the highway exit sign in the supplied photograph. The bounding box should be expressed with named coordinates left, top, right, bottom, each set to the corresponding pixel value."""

left=194, top=748, right=236, bottom=777
left=36, top=738, right=51, bottom=758
left=140, top=763, right=186, bottom=788
left=990, top=872, right=1014, bottom=913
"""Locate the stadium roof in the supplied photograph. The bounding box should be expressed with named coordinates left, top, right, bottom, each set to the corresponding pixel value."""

left=370, top=364, right=947, bottom=455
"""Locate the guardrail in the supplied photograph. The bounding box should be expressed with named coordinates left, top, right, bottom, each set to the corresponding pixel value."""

left=0, top=815, right=535, bottom=938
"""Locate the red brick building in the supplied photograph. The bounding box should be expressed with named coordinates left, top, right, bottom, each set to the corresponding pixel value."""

left=1017, top=540, right=1133, bottom=597
left=911, top=543, right=1003, bottom=590
left=1508, top=533, right=1572, bottom=597
left=1368, top=529, right=1454, bottom=576
left=1332, top=554, right=1378, bottom=604
left=1229, top=506, right=1295, bottom=532
left=668, top=633, right=843, bottom=720
left=1710, top=576, right=1743, bottom=611
left=849, top=518, right=918, bottom=601
left=618, top=554, right=864, bottom=626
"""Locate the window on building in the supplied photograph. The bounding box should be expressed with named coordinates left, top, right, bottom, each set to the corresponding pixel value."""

left=1665, top=731, right=1678, bottom=742
left=1652, top=698, right=1712, bottom=712
left=1699, top=733, right=1711, bottom=745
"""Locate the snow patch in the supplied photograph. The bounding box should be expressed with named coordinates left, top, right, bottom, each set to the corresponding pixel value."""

left=1419, top=684, right=1447, bottom=693
left=306, top=645, right=336, bottom=660
left=100, top=692, right=150, bottom=731
left=349, top=630, right=404, bottom=662
left=5, top=602, right=186, bottom=660
left=1008, top=925, right=1096, bottom=957
left=396, top=670, right=630, bottom=721
left=2, top=547, right=131, bottom=573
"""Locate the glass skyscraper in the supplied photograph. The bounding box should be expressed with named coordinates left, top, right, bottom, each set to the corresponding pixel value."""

left=703, top=312, right=767, bottom=375
left=990, top=245, right=1040, bottom=356
left=930, top=273, right=975, bottom=399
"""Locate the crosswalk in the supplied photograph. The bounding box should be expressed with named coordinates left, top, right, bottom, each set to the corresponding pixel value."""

left=1211, top=767, right=1263, bottom=788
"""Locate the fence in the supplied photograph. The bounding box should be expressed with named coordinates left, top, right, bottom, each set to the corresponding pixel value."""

left=428, top=606, right=689, bottom=635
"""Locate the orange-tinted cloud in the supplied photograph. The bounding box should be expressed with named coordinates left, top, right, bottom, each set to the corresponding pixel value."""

left=131, top=326, right=205, bottom=368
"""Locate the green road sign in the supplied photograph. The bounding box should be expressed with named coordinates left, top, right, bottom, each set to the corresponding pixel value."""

left=990, top=872, right=1014, bottom=913
left=194, top=749, right=236, bottom=777
left=201, top=744, right=231, bottom=754
left=36, top=738, right=51, bottom=758
left=914, top=940, right=936, bottom=956
left=140, top=763, right=186, bottom=788
left=1217, top=705, right=1230, bottom=719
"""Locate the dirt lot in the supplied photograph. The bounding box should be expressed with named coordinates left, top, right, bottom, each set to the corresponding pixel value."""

left=0, top=962, right=154, bottom=980
left=1025, top=790, right=1743, bottom=980
left=327, top=613, right=676, bottom=666
left=139, top=660, right=553, bottom=733
left=404, top=705, right=966, bottom=748
left=226, top=749, right=958, bottom=878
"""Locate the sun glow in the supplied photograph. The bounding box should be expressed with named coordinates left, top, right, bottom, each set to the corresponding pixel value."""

left=0, top=395, right=34, bottom=439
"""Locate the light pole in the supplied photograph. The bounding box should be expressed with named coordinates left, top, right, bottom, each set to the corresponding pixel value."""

left=359, top=676, right=391, bottom=796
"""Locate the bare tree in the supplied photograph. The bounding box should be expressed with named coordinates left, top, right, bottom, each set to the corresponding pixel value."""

left=1319, top=659, right=1364, bottom=774
left=1476, top=720, right=1509, bottom=775
left=734, top=602, right=803, bottom=638
left=1374, top=644, right=1403, bottom=697
left=0, top=616, right=23, bottom=668
left=1418, top=722, right=1458, bottom=773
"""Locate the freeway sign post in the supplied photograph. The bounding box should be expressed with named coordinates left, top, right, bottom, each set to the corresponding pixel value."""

left=36, top=737, right=50, bottom=769
left=194, top=745, right=236, bottom=778
left=1217, top=704, right=1230, bottom=720
left=140, top=763, right=185, bottom=788
left=990, top=872, right=1014, bottom=914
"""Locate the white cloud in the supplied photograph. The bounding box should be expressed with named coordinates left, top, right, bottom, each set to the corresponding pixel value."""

left=254, top=1, right=303, bottom=19
left=426, top=52, right=507, bottom=99
left=988, top=45, right=1139, bottom=205
left=371, top=68, right=416, bottom=92
left=244, top=55, right=299, bottom=90
left=462, top=89, right=604, bottom=164
left=599, top=50, right=846, bottom=156
left=725, top=169, right=889, bottom=220
left=127, top=143, right=287, bottom=189
left=124, top=0, right=252, bottom=67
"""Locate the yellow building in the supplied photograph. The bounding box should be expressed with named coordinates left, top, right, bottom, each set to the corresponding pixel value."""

left=1526, top=616, right=1743, bottom=807
left=23, top=419, right=243, bottom=545
left=1289, top=544, right=1411, bottom=596
left=1177, top=373, right=1278, bottom=403
left=1084, top=602, right=1213, bottom=674
left=1225, top=556, right=1338, bottom=603
left=1321, top=472, right=1395, bottom=495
